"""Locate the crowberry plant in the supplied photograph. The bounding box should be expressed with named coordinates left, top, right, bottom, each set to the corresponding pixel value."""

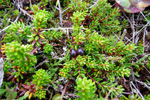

left=0, top=0, right=149, bottom=100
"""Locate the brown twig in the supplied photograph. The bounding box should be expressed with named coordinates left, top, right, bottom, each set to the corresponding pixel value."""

left=19, top=8, right=34, bottom=19
left=3, top=0, right=13, bottom=12
left=35, top=59, right=49, bottom=69
left=61, top=81, right=70, bottom=99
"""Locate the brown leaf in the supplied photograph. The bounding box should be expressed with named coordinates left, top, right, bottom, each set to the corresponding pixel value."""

left=22, top=84, right=30, bottom=89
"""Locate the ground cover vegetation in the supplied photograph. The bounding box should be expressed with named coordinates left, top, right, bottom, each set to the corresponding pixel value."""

left=0, top=0, right=150, bottom=99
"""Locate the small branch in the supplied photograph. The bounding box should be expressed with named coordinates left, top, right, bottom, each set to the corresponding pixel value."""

left=29, top=0, right=33, bottom=8
left=140, top=12, right=148, bottom=22
left=123, top=12, right=135, bottom=43
left=135, top=79, right=150, bottom=90
left=0, top=25, right=11, bottom=35
left=130, top=81, right=145, bottom=100
left=19, top=8, right=34, bottom=19
left=61, top=81, right=70, bottom=99
left=86, top=72, right=104, bottom=87
left=4, top=0, right=13, bottom=11
left=105, top=88, right=113, bottom=100
left=125, top=20, right=150, bottom=45
left=62, top=8, right=69, bottom=14
left=43, top=27, right=87, bottom=31
left=35, top=59, right=49, bottom=69
left=0, top=58, right=4, bottom=88
left=57, top=0, right=63, bottom=27
left=143, top=28, right=146, bottom=52
left=0, top=12, right=21, bottom=36
left=44, top=27, right=73, bottom=30
left=89, top=0, right=99, bottom=8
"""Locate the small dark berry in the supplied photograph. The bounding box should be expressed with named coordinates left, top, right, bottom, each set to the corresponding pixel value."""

left=77, top=48, right=84, bottom=56
left=70, top=49, right=77, bottom=57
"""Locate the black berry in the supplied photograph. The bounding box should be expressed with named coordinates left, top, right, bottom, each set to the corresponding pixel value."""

left=77, top=48, right=84, bottom=56
left=70, top=49, right=77, bottom=57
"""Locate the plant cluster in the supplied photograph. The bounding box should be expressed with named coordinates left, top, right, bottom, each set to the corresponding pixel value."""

left=75, top=76, right=96, bottom=100
left=32, top=69, right=50, bottom=99
left=0, top=0, right=150, bottom=100
left=4, top=41, right=37, bottom=80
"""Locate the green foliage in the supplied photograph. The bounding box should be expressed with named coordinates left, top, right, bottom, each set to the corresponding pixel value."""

left=17, top=94, right=28, bottom=100
left=60, top=31, right=136, bottom=78
left=147, top=56, right=150, bottom=69
left=69, top=0, right=88, bottom=12
left=3, top=60, right=12, bottom=73
left=27, top=32, right=42, bottom=46
left=90, top=0, right=121, bottom=34
left=0, top=11, right=11, bottom=29
left=134, top=43, right=144, bottom=55
left=32, top=9, right=53, bottom=29
left=144, top=94, right=150, bottom=100
left=42, top=30, right=63, bottom=41
left=59, top=0, right=143, bottom=97
left=98, top=82, right=124, bottom=98
left=128, top=94, right=142, bottom=100
left=0, top=89, right=6, bottom=97
left=43, top=43, right=53, bottom=54
left=32, top=69, right=50, bottom=87
left=75, top=76, right=96, bottom=100
left=13, top=9, right=19, bottom=17
left=2, top=22, right=32, bottom=43
left=5, top=87, right=17, bottom=100
left=0, top=0, right=12, bottom=8
left=5, top=41, right=37, bottom=73
left=34, top=89, right=46, bottom=99
left=71, top=11, right=87, bottom=36
left=32, top=69, right=51, bottom=99
left=38, top=0, right=49, bottom=7
left=0, top=0, right=149, bottom=100
left=3, top=23, right=20, bottom=42
left=69, top=0, right=121, bottom=34
left=6, top=22, right=20, bottom=34
left=0, top=85, right=17, bottom=100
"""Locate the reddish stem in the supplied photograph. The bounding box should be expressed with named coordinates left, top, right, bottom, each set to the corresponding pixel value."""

left=4, top=0, right=13, bottom=12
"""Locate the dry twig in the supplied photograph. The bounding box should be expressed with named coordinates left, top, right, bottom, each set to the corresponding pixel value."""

left=0, top=58, right=4, bottom=88
left=135, top=79, right=150, bottom=90
left=130, top=81, right=145, bottom=100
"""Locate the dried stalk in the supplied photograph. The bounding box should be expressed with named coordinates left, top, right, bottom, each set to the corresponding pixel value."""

left=0, top=58, right=4, bottom=88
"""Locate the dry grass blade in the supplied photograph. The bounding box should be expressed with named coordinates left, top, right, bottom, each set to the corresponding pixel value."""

left=0, top=58, right=4, bottom=88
